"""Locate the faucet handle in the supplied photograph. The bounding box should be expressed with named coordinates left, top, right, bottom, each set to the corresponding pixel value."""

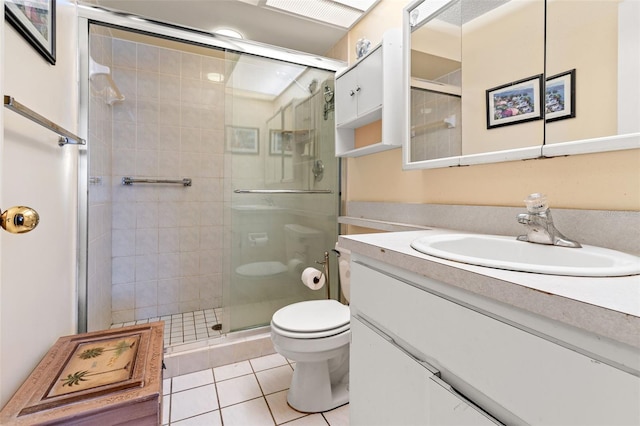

left=524, top=193, right=548, bottom=213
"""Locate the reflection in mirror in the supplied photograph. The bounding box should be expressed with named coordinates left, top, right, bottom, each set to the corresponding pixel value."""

left=545, top=0, right=640, bottom=145
left=405, top=0, right=639, bottom=169
left=405, top=0, right=546, bottom=168
left=410, top=0, right=462, bottom=163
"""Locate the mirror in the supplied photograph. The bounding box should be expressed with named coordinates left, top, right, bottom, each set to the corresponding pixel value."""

left=545, top=0, right=639, bottom=146
left=403, top=0, right=639, bottom=169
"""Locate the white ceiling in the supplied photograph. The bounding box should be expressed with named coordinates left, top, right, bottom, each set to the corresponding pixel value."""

left=95, top=0, right=379, bottom=55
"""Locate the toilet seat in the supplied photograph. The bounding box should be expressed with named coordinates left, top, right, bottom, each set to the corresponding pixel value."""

left=236, top=261, right=287, bottom=278
left=271, top=300, right=350, bottom=339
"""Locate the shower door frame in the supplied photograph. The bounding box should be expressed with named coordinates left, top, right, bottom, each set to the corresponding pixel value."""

left=76, top=4, right=345, bottom=333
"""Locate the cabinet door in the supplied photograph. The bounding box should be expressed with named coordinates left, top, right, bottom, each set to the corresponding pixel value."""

left=351, top=316, right=502, bottom=426
left=350, top=316, right=431, bottom=426
left=355, top=47, right=383, bottom=116
left=427, top=376, right=501, bottom=426
left=351, top=261, right=640, bottom=425
left=335, top=67, right=359, bottom=125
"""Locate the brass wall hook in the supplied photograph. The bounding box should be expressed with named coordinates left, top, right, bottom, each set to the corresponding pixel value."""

left=1, top=205, right=40, bottom=234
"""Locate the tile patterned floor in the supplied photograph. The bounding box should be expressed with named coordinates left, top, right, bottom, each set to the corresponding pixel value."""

left=111, top=308, right=225, bottom=346
left=162, top=352, right=349, bottom=425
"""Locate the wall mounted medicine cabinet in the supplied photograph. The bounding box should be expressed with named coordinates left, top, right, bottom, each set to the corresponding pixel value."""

left=335, top=29, right=403, bottom=157
left=403, top=0, right=640, bottom=170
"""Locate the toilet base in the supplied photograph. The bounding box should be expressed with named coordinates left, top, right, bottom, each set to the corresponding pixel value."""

left=286, top=349, right=350, bottom=413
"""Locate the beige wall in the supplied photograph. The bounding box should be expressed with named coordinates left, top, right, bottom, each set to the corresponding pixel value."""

left=1, top=0, right=80, bottom=406
left=546, top=0, right=619, bottom=144
left=462, top=0, right=544, bottom=154
left=344, top=0, right=640, bottom=211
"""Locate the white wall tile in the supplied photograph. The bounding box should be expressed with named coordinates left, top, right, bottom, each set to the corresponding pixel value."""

left=136, top=228, right=159, bottom=255
left=159, top=49, right=181, bottom=76
left=180, top=53, right=201, bottom=80
left=136, top=202, right=159, bottom=228
left=137, top=44, right=159, bottom=72
left=159, top=74, right=181, bottom=101
left=111, top=203, right=137, bottom=229
left=138, top=70, right=159, bottom=100
left=112, top=283, right=135, bottom=310
left=159, top=253, right=180, bottom=279
left=136, top=254, right=159, bottom=281
left=113, top=229, right=136, bottom=257
left=113, top=39, right=137, bottom=68
left=158, top=278, right=180, bottom=304
left=135, top=280, right=158, bottom=307
left=137, top=123, right=159, bottom=150
left=159, top=228, right=180, bottom=253
left=113, top=256, right=135, bottom=284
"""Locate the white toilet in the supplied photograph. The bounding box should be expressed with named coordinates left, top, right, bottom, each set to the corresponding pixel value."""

left=270, top=245, right=351, bottom=413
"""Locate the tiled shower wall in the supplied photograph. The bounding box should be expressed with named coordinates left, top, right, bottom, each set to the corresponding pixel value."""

left=95, top=33, right=228, bottom=324
left=87, top=32, right=114, bottom=331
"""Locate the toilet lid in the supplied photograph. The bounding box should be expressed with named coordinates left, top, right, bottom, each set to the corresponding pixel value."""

left=236, top=261, right=287, bottom=277
left=271, top=300, right=350, bottom=334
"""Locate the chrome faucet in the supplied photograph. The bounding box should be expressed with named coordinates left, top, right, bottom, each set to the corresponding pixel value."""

left=516, top=193, right=581, bottom=248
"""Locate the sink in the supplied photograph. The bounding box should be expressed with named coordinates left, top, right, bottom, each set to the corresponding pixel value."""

left=411, top=233, right=640, bottom=277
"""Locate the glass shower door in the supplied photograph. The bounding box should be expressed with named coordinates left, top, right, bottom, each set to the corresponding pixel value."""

left=225, top=51, right=339, bottom=332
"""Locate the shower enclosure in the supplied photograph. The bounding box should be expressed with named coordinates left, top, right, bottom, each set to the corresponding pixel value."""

left=78, top=6, right=343, bottom=349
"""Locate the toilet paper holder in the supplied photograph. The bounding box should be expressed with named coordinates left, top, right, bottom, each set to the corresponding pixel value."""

left=248, top=232, right=268, bottom=247
left=315, top=251, right=331, bottom=300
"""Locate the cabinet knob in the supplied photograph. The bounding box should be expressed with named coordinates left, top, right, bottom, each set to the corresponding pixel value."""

left=349, top=90, right=355, bottom=97
left=355, top=85, right=361, bottom=92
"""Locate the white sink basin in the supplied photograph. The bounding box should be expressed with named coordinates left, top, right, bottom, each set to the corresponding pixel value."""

left=411, top=233, right=640, bottom=277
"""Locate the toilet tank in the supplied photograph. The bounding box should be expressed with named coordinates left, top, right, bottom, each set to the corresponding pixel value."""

left=284, top=224, right=325, bottom=264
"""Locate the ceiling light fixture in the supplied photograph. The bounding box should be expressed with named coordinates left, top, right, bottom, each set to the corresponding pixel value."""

left=265, top=0, right=378, bottom=29
left=213, top=28, right=244, bottom=39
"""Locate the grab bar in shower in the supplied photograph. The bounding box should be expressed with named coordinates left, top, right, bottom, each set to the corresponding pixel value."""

left=3, top=95, right=87, bottom=146
left=234, top=189, right=333, bottom=194
left=122, top=177, right=192, bottom=186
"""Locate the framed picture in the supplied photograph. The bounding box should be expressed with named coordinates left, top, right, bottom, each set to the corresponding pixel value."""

left=5, top=0, right=56, bottom=64
left=486, top=74, right=544, bottom=129
left=269, top=130, right=293, bottom=156
left=226, top=126, right=259, bottom=154
left=545, top=69, right=576, bottom=122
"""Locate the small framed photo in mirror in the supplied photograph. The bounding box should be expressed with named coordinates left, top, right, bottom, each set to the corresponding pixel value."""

left=545, top=69, right=576, bottom=122
left=486, top=74, right=544, bottom=129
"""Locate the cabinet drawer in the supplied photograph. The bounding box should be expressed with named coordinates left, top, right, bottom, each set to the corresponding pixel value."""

left=351, top=261, right=640, bottom=425
left=351, top=316, right=500, bottom=426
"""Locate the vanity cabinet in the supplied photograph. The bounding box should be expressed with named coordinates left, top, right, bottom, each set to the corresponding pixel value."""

left=335, top=29, right=402, bottom=157
left=349, top=259, right=640, bottom=425
left=351, top=317, right=500, bottom=425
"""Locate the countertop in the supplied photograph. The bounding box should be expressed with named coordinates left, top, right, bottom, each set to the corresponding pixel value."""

left=339, top=229, right=640, bottom=350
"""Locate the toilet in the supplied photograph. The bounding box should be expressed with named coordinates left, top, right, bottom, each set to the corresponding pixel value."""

left=270, top=244, right=351, bottom=413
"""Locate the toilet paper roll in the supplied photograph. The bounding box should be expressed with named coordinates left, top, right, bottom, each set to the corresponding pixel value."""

left=288, top=258, right=304, bottom=277
left=301, top=267, right=325, bottom=290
